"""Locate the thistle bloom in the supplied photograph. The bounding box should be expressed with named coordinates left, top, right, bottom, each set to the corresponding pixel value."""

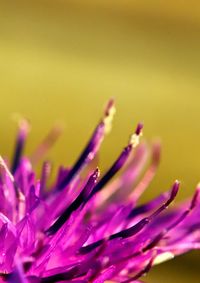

left=0, top=101, right=199, bottom=283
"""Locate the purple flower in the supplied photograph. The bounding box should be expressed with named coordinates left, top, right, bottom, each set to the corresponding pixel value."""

left=0, top=100, right=199, bottom=283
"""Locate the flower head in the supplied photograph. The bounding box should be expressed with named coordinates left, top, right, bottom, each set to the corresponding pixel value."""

left=0, top=100, right=199, bottom=283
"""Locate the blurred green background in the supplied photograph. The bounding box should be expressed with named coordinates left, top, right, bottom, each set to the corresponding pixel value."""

left=0, top=0, right=199, bottom=281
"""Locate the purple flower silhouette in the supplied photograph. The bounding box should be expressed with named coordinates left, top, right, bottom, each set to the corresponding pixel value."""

left=0, top=100, right=199, bottom=283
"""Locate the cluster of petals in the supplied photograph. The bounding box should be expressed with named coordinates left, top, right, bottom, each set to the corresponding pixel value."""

left=0, top=100, right=199, bottom=283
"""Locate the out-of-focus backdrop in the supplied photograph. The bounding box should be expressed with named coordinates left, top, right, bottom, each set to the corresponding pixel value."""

left=0, top=1, right=199, bottom=281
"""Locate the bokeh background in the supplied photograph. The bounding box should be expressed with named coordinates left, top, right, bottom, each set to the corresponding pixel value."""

left=0, top=1, right=199, bottom=282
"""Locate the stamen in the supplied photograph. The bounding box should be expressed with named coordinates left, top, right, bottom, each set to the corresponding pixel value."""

left=11, top=119, right=29, bottom=174
left=129, top=122, right=143, bottom=148
left=40, top=161, right=52, bottom=194
left=103, top=98, right=116, bottom=134
left=165, top=183, right=200, bottom=231
left=128, top=192, right=167, bottom=219
left=45, top=168, right=100, bottom=236
left=148, top=180, right=180, bottom=220
left=57, top=100, right=115, bottom=191
left=88, top=123, right=143, bottom=198
left=96, top=142, right=148, bottom=208
left=128, top=140, right=161, bottom=203
left=31, top=124, right=63, bottom=166
left=153, top=252, right=174, bottom=265
left=141, top=183, right=199, bottom=254
left=0, top=156, right=14, bottom=183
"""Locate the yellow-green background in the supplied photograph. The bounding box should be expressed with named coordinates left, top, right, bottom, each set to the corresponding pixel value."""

left=0, top=1, right=199, bottom=281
